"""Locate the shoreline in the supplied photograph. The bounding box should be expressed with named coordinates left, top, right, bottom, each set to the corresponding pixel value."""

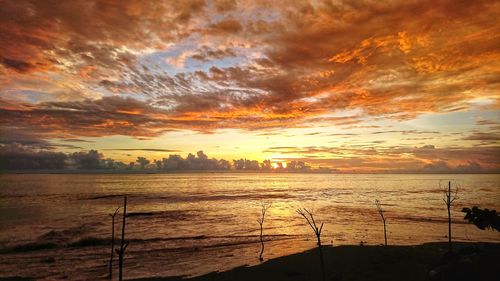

left=128, top=242, right=499, bottom=281
left=1, top=242, right=499, bottom=281
left=2, top=170, right=500, bottom=175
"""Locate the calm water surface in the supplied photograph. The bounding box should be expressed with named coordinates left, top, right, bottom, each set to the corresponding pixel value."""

left=0, top=173, right=499, bottom=280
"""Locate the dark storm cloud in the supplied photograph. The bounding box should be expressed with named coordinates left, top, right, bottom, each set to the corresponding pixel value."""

left=0, top=144, right=67, bottom=169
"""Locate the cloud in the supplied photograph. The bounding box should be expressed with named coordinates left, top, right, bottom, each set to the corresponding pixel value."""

left=0, top=96, right=173, bottom=138
left=3, top=0, right=498, bottom=127
left=0, top=57, right=33, bottom=72
left=158, top=151, right=232, bottom=170
left=0, top=0, right=208, bottom=72
left=264, top=144, right=500, bottom=172
left=0, top=128, right=52, bottom=148
left=213, top=0, right=237, bottom=12
left=422, top=160, right=485, bottom=173
left=190, top=46, right=237, bottom=62
left=371, top=130, right=439, bottom=135
left=463, top=132, right=500, bottom=141
left=103, top=148, right=181, bottom=153
left=0, top=0, right=499, bottom=172
left=60, top=138, right=95, bottom=143
left=476, top=119, right=498, bottom=126
left=68, top=150, right=103, bottom=169
left=205, top=18, right=243, bottom=35
left=0, top=144, right=67, bottom=169
left=0, top=95, right=314, bottom=137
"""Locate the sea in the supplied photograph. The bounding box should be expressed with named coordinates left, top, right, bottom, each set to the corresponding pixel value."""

left=0, top=173, right=499, bottom=280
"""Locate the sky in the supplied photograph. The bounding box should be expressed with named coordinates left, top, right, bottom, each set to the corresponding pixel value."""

left=0, top=0, right=499, bottom=172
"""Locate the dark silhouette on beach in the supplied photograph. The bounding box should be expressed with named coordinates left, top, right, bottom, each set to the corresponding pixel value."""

left=296, top=208, right=326, bottom=281
left=108, top=206, right=121, bottom=279
left=116, top=196, right=129, bottom=281
left=443, top=181, right=458, bottom=253
left=462, top=206, right=500, bottom=231
left=375, top=199, right=388, bottom=247
left=257, top=202, right=272, bottom=262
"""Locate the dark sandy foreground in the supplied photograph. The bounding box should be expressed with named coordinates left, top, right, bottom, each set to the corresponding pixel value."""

left=132, top=242, right=499, bottom=281
left=2, top=242, right=498, bottom=281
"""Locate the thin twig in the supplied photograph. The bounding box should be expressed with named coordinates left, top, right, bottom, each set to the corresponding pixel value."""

left=296, top=208, right=326, bottom=281
left=258, top=202, right=272, bottom=261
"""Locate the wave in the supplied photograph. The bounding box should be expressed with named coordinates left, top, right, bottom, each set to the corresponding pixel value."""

left=79, top=192, right=297, bottom=203
left=37, top=222, right=102, bottom=244
left=82, top=194, right=124, bottom=200
left=126, top=212, right=154, bottom=217
left=125, top=210, right=196, bottom=221
left=396, top=216, right=469, bottom=225
left=1, top=234, right=296, bottom=254
left=3, top=242, right=58, bottom=253
left=67, top=237, right=111, bottom=247
left=134, top=234, right=298, bottom=255
left=2, top=237, right=110, bottom=253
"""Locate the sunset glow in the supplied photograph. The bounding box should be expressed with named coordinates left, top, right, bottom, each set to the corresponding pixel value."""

left=0, top=0, right=499, bottom=172
left=1, top=2, right=500, bottom=280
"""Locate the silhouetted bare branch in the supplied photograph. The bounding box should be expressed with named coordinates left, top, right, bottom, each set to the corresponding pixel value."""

left=375, top=199, right=388, bottom=247
left=442, top=181, right=459, bottom=253
left=257, top=202, right=272, bottom=262
left=297, top=208, right=326, bottom=281
left=116, top=196, right=128, bottom=281
left=108, top=206, right=121, bottom=279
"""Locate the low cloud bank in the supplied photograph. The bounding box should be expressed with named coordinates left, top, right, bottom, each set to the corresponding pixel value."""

left=0, top=146, right=314, bottom=172
left=1, top=145, right=497, bottom=173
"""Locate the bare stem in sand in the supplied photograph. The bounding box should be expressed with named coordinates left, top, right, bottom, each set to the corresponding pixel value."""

left=443, top=181, right=459, bottom=253
left=375, top=199, right=388, bottom=247
left=116, top=196, right=128, bottom=281
left=297, top=208, right=326, bottom=281
left=257, top=202, right=272, bottom=262
left=108, top=206, right=121, bottom=279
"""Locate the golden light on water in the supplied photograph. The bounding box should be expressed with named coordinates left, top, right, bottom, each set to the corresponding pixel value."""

left=0, top=1, right=499, bottom=280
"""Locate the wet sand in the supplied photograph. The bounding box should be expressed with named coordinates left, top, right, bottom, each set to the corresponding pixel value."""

left=132, top=242, right=499, bottom=281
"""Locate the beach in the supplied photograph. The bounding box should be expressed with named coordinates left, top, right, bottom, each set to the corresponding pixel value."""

left=3, top=242, right=499, bottom=281
left=134, top=242, right=500, bottom=281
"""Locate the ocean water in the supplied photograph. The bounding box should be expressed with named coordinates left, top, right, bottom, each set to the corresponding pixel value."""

left=0, top=173, right=499, bottom=280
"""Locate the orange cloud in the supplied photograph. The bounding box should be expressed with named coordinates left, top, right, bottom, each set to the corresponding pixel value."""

left=0, top=0, right=499, bottom=160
